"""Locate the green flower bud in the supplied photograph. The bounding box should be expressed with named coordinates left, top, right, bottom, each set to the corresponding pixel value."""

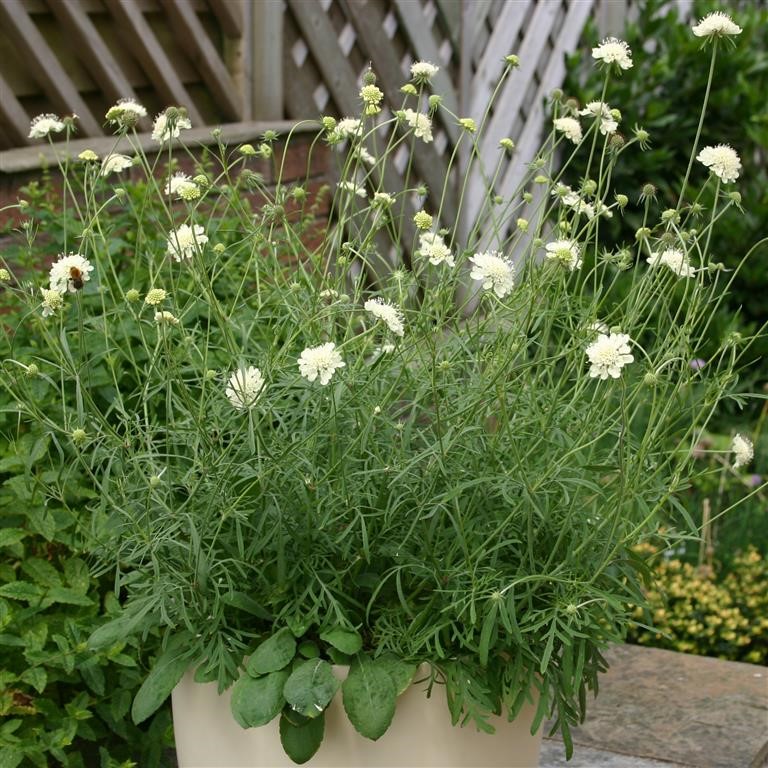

left=505, top=54, right=520, bottom=67
left=72, top=428, right=87, bottom=445
left=125, top=289, right=140, bottom=303
left=413, top=211, right=433, bottom=230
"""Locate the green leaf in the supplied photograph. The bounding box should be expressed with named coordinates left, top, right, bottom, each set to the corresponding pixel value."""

left=319, top=627, right=363, bottom=655
left=230, top=668, right=289, bottom=728
left=376, top=654, right=417, bottom=695
left=342, top=656, right=396, bottom=740
left=43, top=587, right=94, bottom=607
left=298, top=641, right=320, bottom=659
left=20, top=667, right=47, bottom=693
left=282, top=659, right=340, bottom=718
left=131, top=640, right=191, bottom=725
left=63, top=558, right=90, bottom=594
left=0, top=581, right=44, bottom=603
left=245, top=628, right=296, bottom=676
left=80, top=660, right=106, bottom=696
left=0, top=529, right=27, bottom=548
left=279, top=710, right=325, bottom=764
left=21, top=558, right=61, bottom=588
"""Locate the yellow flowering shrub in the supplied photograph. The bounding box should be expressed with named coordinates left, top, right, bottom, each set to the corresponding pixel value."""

left=628, top=544, right=768, bottom=664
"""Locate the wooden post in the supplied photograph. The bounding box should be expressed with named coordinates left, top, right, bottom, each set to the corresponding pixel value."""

left=250, top=0, right=283, bottom=120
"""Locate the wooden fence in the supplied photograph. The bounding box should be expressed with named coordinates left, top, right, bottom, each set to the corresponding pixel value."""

left=0, top=0, right=692, bottom=235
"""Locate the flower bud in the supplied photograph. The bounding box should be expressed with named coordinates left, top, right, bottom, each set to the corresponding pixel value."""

left=505, top=54, right=520, bottom=67
left=428, top=94, right=442, bottom=110
left=321, top=116, right=337, bottom=131
left=727, top=190, right=742, bottom=204
left=26, top=363, right=39, bottom=377
left=0, top=268, right=10, bottom=282
left=413, top=211, right=433, bottom=230
left=551, top=88, right=563, bottom=101
left=125, top=289, right=140, bottom=303
left=239, top=143, right=257, bottom=156
left=362, top=68, right=377, bottom=86
left=400, top=84, right=417, bottom=95
left=661, top=209, right=679, bottom=224
left=78, top=149, right=98, bottom=162
left=582, top=179, right=597, bottom=195
left=458, top=117, right=477, bottom=133
left=615, top=194, right=629, bottom=208
left=635, top=227, right=651, bottom=241
left=534, top=174, right=548, bottom=184
left=643, top=372, right=659, bottom=387
left=499, top=138, right=515, bottom=152
left=516, top=218, right=529, bottom=232
left=213, top=243, right=225, bottom=254
left=71, top=428, right=87, bottom=445
left=522, top=192, right=533, bottom=203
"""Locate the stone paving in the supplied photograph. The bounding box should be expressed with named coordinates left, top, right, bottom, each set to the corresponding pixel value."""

left=541, top=644, right=768, bottom=768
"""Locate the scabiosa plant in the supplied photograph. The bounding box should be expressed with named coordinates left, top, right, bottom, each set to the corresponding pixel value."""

left=1, top=24, right=764, bottom=767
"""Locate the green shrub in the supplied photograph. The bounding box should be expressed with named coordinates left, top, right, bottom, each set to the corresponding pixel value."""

left=628, top=543, right=768, bottom=664
left=0, top=182, right=173, bottom=768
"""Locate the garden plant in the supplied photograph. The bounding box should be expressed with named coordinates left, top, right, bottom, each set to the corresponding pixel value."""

left=1, top=9, right=764, bottom=765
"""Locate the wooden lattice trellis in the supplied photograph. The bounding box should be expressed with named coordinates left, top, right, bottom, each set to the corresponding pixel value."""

left=1, top=0, right=674, bottom=236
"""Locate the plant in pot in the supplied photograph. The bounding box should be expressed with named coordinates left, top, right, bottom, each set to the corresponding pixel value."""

left=2, top=13, right=763, bottom=766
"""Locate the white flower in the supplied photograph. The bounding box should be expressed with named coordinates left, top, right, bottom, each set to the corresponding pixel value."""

left=595, top=201, right=613, bottom=219
left=144, top=288, right=168, bottom=306
left=155, top=310, right=180, bottom=326
left=105, top=99, right=147, bottom=127
left=590, top=321, right=609, bottom=334
left=647, top=248, right=696, bottom=278
left=338, top=180, right=367, bottom=198
left=586, top=333, right=634, bottom=380
left=100, top=153, right=133, bottom=176
left=410, top=61, right=439, bottom=82
left=225, top=366, right=266, bottom=410
left=353, top=146, right=376, bottom=167
left=579, top=101, right=618, bottom=135
left=152, top=111, right=192, bottom=143
left=545, top=239, right=583, bottom=271
left=29, top=114, right=66, bottom=139
left=48, top=253, right=94, bottom=294
left=41, top=288, right=64, bottom=317
left=418, top=232, right=454, bottom=267
left=298, top=342, right=345, bottom=385
left=731, top=433, right=754, bottom=469
left=333, top=118, right=361, bottom=140
left=373, top=192, right=394, bottom=207
left=553, top=117, right=583, bottom=144
left=164, top=173, right=200, bottom=199
left=592, top=37, right=633, bottom=69
left=167, top=224, right=208, bottom=261
left=469, top=251, right=515, bottom=298
left=696, top=144, right=741, bottom=183
left=402, top=109, right=433, bottom=143
left=364, top=298, right=405, bottom=337
left=692, top=12, right=742, bottom=39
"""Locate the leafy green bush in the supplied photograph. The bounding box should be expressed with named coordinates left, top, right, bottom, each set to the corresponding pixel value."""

left=628, top=543, right=768, bottom=664
left=0, top=183, right=173, bottom=768
left=562, top=0, right=768, bottom=364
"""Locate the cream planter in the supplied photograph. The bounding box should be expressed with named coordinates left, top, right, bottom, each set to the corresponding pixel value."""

left=173, top=670, right=542, bottom=767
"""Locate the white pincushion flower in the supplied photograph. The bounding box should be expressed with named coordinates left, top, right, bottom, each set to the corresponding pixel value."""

left=152, top=111, right=192, bottom=143
left=579, top=101, right=618, bottom=135
left=48, top=253, right=94, bottom=294
left=402, top=109, right=433, bottom=143
left=647, top=248, right=696, bottom=278
left=167, top=224, right=208, bottom=261
left=592, top=37, right=633, bottom=70
left=105, top=99, right=147, bottom=127
left=29, top=114, right=66, bottom=139
left=418, top=232, right=454, bottom=267
left=100, top=153, right=133, bottom=176
left=373, top=192, right=394, bottom=207
left=469, top=251, right=515, bottom=298
left=692, top=12, right=742, bottom=39
left=334, top=118, right=361, bottom=140
left=225, top=366, right=265, bottom=410
left=410, top=61, right=439, bottom=82
left=155, top=310, right=180, bottom=326
left=338, top=180, right=367, bottom=198
left=586, top=333, right=634, bottom=380
left=298, top=342, right=345, bottom=386
left=354, top=146, right=376, bottom=166
left=164, top=173, right=200, bottom=200
left=41, top=288, right=64, bottom=317
left=731, top=433, right=754, bottom=469
left=545, top=239, right=583, bottom=271
left=364, top=298, right=405, bottom=337
left=553, top=117, right=583, bottom=144
left=696, top=144, right=741, bottom=183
